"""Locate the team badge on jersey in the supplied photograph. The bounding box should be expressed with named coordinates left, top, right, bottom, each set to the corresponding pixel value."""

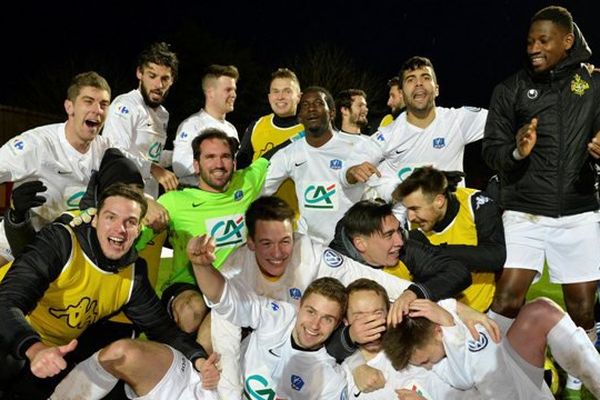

left=234, top=190, right=244, bottom=201
left=179, top=131, right=188, bottom=140
left=375, top=132, right=385, bottom=142
left=329, top=159, right=342, bottom=170
left=270, top=301, right=280, bottom=311
left=432, top=137, right=445, bottom=149
left=206, top=214, right=246, bottom=247
left=570, top=74, right=590, bottom=96
left=303, top=182, right=338, bottom=210
left=323, top=249, right=343, bottom=268
left=289, top=288, right=302, bottom=300
left=12, top=138, right=24, bottom=150
left=467, top=331, right=489, bottom=352
left=291, top=375, right=305, bottom=391
left=117, top=105, right=129, bottom=115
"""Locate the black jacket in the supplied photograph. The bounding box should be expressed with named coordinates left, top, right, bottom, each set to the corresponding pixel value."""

left=0, top=222, right=206, bottom=364
left=482, top=24, right=600, bottom=216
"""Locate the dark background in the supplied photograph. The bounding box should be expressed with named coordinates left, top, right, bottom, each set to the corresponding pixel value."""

left=1, top=0, right=598, bottom=187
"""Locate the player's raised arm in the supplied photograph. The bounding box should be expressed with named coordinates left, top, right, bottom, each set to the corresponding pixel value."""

left=188, top=234, right=224, bottom=303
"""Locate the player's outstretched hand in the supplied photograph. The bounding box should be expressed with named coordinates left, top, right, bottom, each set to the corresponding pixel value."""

left=515, top=117, right=538, bottom=158
left=407, top=299, right=454, bottom=327
left=151, top=163, right=179, bottom=192
left=588, top=130, right=600, bottom=159
left=456, top=302, right=501, bottom=343
left=396, top=388, right=427, bottom=399
left=144, top=198, right=169, bottom=232
left=27, top=339, right=78, bottom=378
left=187, top=234, right=216, bottom=268
left=349, top=313, right=386, bottom=345
left=196, top=352, right=221, bottom=390
left=387, top=290, right=417, bottom=327
left=346, top=162, right=381, bottom=184
left=353, top=364, right=386, bottom=393
left=10, top=180, right=47, bottom=223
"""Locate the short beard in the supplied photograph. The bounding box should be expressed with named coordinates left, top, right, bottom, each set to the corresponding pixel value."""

left=140, top=83, right=166, bottom=109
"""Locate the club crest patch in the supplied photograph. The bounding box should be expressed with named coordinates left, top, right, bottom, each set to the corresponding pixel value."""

left=291, top=375, right=305, bottom=391
left=467, top=331, right=489, bottom=352
left=323, top=249, right=343, bottom=268
left=570, top=74, right=589, bottom=96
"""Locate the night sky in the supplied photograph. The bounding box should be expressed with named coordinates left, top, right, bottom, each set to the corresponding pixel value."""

left=1, top=0, right=598, bottom=186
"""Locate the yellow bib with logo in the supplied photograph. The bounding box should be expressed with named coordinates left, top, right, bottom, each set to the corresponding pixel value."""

left=25, top=225, right=135, bottom=346
left=422, top=188, right=495, bottom=312
left=251, top=114, right=304, bottom=219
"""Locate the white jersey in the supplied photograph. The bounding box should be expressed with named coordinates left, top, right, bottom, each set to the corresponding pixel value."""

left=208, top=278, right=348, bottom=400
left=0, top=123, right=110, bottom=259
left=264, top=132, right=370, bottom=244
left=212, top=233, right=412, bottom=398
left=172, top=109, right=239, bottom=186
left=342, top=351, right=479, bottom=400
left=433, top=299, right=554, bottom=400
left=342, top=107, right=488, bottom=200
left=102, top=89, right=170, bottom=198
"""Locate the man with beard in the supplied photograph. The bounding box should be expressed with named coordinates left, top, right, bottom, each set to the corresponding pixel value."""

left=342, top=56, right=488, bottom=201
left=157, top=128, right=281, bottom=352
left=482, top=6, right=600, bottom=398
left=335, top=89, right=369, bottom=135
left=378, top=76, right=405, bottom=128
left=264, top=86, right=371, bottom=244
left=173, top=65, right=240, bottom=186
left=103, top=42, right=180, bottom=198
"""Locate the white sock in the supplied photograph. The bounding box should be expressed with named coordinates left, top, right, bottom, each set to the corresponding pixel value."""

left=547, top=315, right=600, bottom=397
left=50, top=351, right=118, bottom=400
left=486, top=309, right=514, bottom=336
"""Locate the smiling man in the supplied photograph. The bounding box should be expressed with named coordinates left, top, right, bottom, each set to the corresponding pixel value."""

left=482, top=6, right=600, bottom=397
left=103, top=42, right=180, bottom=198
left=188, top=231, right=349, bottom=399
left=173, top=64, right=240, bottom=186
left=335, top=88, right=369, bottom=135
left=264, top=86, right=371, bottom=244
left=342, top=56, right=488, bottom=202
left=0, top=183, right=211, bottom=399
left=0, top=72, right=131, bottom=268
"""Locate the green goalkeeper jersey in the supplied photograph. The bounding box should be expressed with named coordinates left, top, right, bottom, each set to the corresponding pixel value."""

left=158, top=157, right=269, bottom=287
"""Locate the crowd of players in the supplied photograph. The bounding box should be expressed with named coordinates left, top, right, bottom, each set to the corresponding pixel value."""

left=1, top=4, right=600, bottom=400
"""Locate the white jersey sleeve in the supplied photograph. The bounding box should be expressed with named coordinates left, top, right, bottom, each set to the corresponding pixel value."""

left=262, top=142, right=291, bottom=195
left=313, top=244, right=411, bottom=301
left=211, top=312, right=244, bottom=399
left=0, top=133, right=41, bottom=182
left=458, top=107, right=488, bottom=144
left=172, top=116, right=197, bottom=184
left=103, top=96, right=136, bottom=152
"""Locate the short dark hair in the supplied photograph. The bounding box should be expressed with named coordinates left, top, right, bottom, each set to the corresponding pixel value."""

left=531, top=5, right=573, bottom=33
left=301, top=86, right=335, bottom=112
left=399, top=56, right=437, bottom=84
left=67, top=71, right=111, bottom=102
left=137, top=42, right=179, bottom=81
left=346, top=278, right=390, bottom=312
left=382, top=315, right=437, bottom=370
left=387, top=76, right=401, bottom=88
left=202, top=64, right=239, bottom=91
left=392, top=166, right=447, bottom=203
left=340, top=198, right=394, bottom=238
left=245, top=196, right=295, bottom=239
left=191, top=128, right=240, bottom=161
left=270, top=68, right=301, bottom=90
left=301, top=277, right=348, bottom=319
left=335, top=89, right=367, bottom=129
left=97, top=182, right=148, bottom=222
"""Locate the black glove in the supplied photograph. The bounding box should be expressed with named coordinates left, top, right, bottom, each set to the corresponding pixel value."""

left=10, top=180, right=47, bottom=223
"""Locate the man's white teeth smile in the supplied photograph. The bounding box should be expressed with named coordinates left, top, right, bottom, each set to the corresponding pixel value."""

left=108, top=236, right=124, bottom=245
